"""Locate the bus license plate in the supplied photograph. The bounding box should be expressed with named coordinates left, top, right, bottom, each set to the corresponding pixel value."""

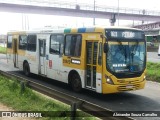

left=126, top=85, right=133, bottom=89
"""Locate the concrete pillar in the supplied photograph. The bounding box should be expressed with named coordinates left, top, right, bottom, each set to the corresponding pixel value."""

left=142, top=9, right=145, bottom=24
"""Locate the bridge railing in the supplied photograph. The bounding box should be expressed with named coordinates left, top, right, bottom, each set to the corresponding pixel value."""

left=0, top=0, right=160, bottom=16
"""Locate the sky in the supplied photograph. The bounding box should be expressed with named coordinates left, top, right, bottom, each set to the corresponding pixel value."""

left=0, top=0, right=160, bottom=34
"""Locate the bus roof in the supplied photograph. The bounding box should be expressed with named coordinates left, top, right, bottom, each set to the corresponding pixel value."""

left=7, top=26, right=143, bottom=35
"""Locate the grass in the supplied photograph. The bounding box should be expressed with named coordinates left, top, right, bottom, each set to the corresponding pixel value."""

left=147, top=62, right=160, bottom=82
left=0, top=75, right=96, bottom=120
left=0, top=46, right=6, bottom=54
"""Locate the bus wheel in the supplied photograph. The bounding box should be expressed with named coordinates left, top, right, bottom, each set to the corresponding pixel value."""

left=71, top=74, right=82, bottom=92
left=23, top=62, right=30, bottom=76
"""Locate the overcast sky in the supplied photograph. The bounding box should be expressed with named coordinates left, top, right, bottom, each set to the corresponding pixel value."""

left=0, top=0, right=160, bottom=34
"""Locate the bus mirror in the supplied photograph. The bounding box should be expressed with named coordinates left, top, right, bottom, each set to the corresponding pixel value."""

left=104, top=43, right=108, bottom=53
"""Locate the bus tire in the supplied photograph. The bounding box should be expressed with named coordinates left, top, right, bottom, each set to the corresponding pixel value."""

left=71, top=74, right=82, bottom=92
left=23, top=62, right=30, bottom=76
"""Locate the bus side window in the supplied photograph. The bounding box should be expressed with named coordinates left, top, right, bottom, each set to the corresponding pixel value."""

left=59, top=35, right=64, bottom=55
left=7, top=35, right=12, bottom=48
left=98, top=43, right=102, bottom=65
left=64, top=34, right=82, bottom=57
left=74, top=35, right=82, bottom=56
left=50, top=34, right=64, bottom=55
left=19, top=35, right=27, bottom=50
left=27, top=35, right=37, bottom=52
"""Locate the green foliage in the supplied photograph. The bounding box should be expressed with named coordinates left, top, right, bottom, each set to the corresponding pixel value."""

left=0, top=46, right=6, bottom=54
left=147, top=62, right=160, bottom=82
left=0, top=75, right=95, bottom=120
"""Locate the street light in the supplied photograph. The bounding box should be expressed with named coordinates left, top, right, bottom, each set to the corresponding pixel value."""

left=117, top=0, right=119, bottom=26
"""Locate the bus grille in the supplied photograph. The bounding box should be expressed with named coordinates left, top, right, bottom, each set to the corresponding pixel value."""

left=117, top=84, right=140, bottom=91
left=117, top=79, right=140, bottom=84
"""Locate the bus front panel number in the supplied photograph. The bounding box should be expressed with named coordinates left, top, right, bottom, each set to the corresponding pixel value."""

left=63, top=59, right=71, bottom=64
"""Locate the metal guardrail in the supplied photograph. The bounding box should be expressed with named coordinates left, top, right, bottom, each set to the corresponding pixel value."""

left=0, top=0, right=160, bottom=16
left=0, top=70, right=134, bottom=120
left=147, top=46, right=158, bottom=52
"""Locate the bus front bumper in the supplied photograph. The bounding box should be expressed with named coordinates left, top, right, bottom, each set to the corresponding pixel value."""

left=102, top=80, right=146, bottom=94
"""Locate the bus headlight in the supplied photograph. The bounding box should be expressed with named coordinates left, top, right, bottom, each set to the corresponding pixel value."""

left=105, top=75, right=114, bottom=85
left=143, top=75, right=146, bottom=80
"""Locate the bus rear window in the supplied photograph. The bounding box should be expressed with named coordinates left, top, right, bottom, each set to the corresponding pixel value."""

left=7, top=35, right=12, bottom=48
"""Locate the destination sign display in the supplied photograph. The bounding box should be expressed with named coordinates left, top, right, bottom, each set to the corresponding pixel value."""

left=106, top=30, right=144, bottom=40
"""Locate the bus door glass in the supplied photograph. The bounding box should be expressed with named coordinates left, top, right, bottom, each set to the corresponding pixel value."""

left=96, top=41, right=103, bottom=93
left=7, top=35, right=13, bottom=65
left=39, top=39, right=46, bottom=75
left=86, top=41, right=98, bottom=90
left=13, top=38, right=18, bottom=67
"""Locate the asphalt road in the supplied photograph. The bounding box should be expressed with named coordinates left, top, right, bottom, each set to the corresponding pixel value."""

left=147, top=52, right=160, bottom=63
left=0, top=53, right=160, bottom=120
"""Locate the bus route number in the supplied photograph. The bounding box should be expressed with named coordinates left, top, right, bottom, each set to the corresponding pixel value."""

left=111, top=31, right=117, bottom=37
left=122, top=32, right=135, bottom=38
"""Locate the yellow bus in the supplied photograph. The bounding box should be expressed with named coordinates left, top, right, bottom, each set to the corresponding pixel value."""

left=6, top=26, right=146, bottom=94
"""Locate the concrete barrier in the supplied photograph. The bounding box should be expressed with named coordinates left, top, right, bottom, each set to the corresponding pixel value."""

left=147, top=46, right=158, bottom=52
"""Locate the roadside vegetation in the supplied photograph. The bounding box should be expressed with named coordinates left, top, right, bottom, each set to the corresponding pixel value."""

left=0, top=75, right=95, bottom=120
left=147, top=62, right=160, bottom=82
left=0, top=46, right=6, bottom=54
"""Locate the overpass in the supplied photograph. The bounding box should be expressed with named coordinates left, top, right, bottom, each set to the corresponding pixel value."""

left=134, top=21, right=160, bottom=30
left=0, top=0, right=160, bottom=25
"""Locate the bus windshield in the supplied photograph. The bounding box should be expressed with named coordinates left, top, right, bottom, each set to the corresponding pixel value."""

left=106, top=41, right=146, bottom=73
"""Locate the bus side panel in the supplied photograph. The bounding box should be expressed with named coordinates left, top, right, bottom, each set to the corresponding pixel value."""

left=25, top=51, right=39, bottom=74
left=46, top=57, right=85, bottom=87
left=17, top=50, right=27, bottom=71
left=7, top=48, right=14, bottom=67
left=62, top=33, right=86, bottom=88
left=45, top=34, right=57, bottom=80
left=60, top=66, right=85, bottom=86
left=47, top=54, right=61, bottom=81
left=47, top=34, right=68, bottom=82
left=7, top=35, right=18, bottom=68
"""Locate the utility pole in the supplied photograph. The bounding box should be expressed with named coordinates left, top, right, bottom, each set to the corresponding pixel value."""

left=93, top=0, right=95, bottom=25
left=118, top=0, right=119, bottom=26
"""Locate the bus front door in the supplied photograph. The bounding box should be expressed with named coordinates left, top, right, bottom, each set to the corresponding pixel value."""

left=13, top=38, right=18, bottom=67
left=39, top=39, right=46, bottom=75
left=86, top=41, right=98, bottom=90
